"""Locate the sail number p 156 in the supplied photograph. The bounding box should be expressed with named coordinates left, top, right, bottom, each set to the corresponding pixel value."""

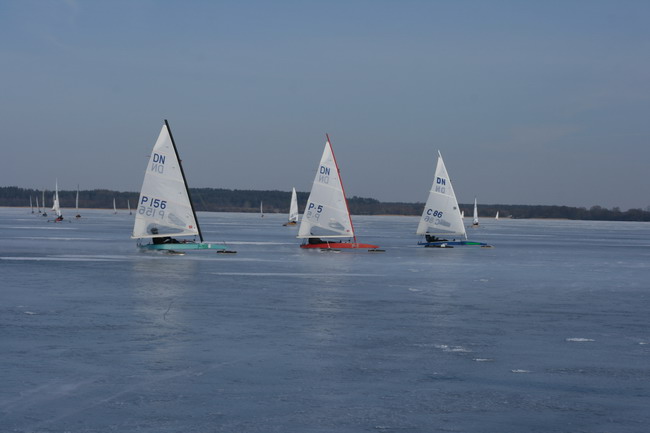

left=139, top=195, right=167, bottom=218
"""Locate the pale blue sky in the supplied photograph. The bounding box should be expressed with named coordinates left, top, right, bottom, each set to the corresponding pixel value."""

left=1, top=0, right=648, bottom=209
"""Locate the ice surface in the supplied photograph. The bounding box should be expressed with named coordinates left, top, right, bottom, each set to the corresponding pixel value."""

left=1, top=208, right=649, bottom=432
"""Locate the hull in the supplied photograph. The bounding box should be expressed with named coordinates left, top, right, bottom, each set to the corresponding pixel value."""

left=140, top=242, right=227, bottom=251
left=418, top=240, right=492, bottom=248
left=301, top=241, right=379, bottom=250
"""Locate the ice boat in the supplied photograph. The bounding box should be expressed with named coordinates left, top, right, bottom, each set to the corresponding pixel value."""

left=297, top=135, right=382, bottom=251
left=132, top=120, right=231, bottom=252
left=417, top=152, right=491, bottom=248
left=283, top=187, right=299, bottom=226
left=472, top=197, right=479, bottom=227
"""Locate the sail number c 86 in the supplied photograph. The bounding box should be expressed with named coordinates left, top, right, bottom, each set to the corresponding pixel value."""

left=424, top=209, right=443, bottom=222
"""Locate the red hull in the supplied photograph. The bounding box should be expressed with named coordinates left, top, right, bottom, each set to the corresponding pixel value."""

left=300, top=242, right=379, bottom=249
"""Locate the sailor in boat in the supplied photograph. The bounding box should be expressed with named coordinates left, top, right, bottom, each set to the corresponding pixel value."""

left=308, top=237, right=325, bottom=245
left=150, top=227, right=180, bottom=245
left=425, top=234, right=448, bottom=243
left=55, top=215, right=64, bottom=222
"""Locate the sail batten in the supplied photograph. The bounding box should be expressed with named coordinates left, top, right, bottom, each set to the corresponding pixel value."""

left=416, top=152, right=466, bottom=239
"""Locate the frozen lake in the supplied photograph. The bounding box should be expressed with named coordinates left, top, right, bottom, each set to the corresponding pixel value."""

left=1, top=207, right=649, bottom=432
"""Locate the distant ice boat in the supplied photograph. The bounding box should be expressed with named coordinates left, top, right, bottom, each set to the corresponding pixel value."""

left=472, top=197, right=479, bottom=227
left=52, top=180, right=63, bottom=222
left=495, top=211, right=499, bottom=220
left=416, top=152, right=491, bottom=248
left=75, top=185, right=81, bottom=218
left=41, top=189, right=47, bottom=217
left=132, top=120, right=233, bottom=252
left=283, top=187, right=299, bottom=226
left=298, top=135, right=382, bottom=251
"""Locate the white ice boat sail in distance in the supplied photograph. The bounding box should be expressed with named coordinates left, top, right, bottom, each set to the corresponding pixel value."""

left=52, top=180, right=63, bottom=222
left=472, top=197, right=479, bottom=227
left=283, top=187, right=299, bottom=226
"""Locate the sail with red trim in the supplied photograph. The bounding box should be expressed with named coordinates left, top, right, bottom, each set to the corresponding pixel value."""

left=298, top=138, right=354, bottom=239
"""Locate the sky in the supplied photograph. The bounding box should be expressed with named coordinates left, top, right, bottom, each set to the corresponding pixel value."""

left=1, top=0, right=649, bottom=210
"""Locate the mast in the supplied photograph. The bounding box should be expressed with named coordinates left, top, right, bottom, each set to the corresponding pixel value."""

left=326, top=134, right=356, bottom=243
left=164, top=119, right=204, bottom=242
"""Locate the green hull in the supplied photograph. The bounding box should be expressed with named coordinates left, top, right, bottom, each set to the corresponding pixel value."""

left=140, top=242, right=227, bottom=251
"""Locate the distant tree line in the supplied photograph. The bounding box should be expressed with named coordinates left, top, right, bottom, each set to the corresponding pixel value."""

left=1, top=186, right=649, bottom=221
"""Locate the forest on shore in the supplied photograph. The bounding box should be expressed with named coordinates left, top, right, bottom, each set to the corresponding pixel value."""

left=1, top=186, right=649, bottom=221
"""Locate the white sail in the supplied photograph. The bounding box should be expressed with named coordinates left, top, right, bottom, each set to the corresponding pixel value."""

left=132, top=122, right=200, bottom=239
left=113, top=198, right=117, bottom=214
left=298, top=137, right=354, bottom=239
left=416, top=151, right=467, bottom=239
left=36, top=195, right=40, bottom=213
left=30, top=196, right=33, bottom=213
left=495, top=211, right=499, bottom=220
left=52, top=180, right=62, bottom=217
left=260, top=201, right=264, bottom=217
left=128, top=200, right=132, bottom=215
left=288, top=187, right=299, bottom=222
left=75, top=187, right=79, bottom=212
left=472, top=197, right=479, bottom=225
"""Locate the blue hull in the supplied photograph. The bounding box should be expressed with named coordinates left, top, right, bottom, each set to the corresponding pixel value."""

left=418, top=240, right=492, bottom=248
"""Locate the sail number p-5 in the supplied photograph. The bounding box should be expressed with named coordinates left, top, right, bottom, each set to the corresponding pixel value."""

left=139, top=195, right=167, bottom=218
left=306, top=203, right=323, bottom=221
